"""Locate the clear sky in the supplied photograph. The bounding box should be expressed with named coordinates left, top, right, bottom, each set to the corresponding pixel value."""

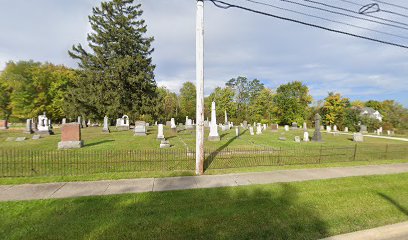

left=0, top=0, right=407, bottom=106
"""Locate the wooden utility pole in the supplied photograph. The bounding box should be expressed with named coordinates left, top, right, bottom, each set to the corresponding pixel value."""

left=196, top=0, right=204, bottom=175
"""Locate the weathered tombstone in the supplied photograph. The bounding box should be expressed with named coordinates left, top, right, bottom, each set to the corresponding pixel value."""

left=360, top=125, right=367, bottom=133
left=116, top=115, right=130, bottom=130
left=344, top=127, right=349, bottom=133
left=208, top=102, right=220, bottom=141
left=160, top=139, right=171, bottom=148
left=271, top=124, right=279, bottom=132
left=263, top=124, right=267, bottom=130
left=294, top=136, right=301, bottom=143
left=62, top=118, right=67, bottom=124
left=170, top=118, right=177, bottom=133
left=279, top=137, right=287, bottom=141
left=378, top=127, right=383, bottom=135
left=185, top=118, right=194, bottom=130
left=303, top=132, right=309, bottom=142
left=58, top=123, right=83, bottom=149
left=134, top=121, right=147, bottom=136
left=312, top=113, right=322, bottom=142
left=387, top=130, right=391, bottom=136
left=204, top=120, right=209, bottom=128
left=37, top=113, right=54, bottom=135
left=5, top=137, right=15, bottom=142
left=256, top=123, right=262, bottom=135
left=157, top=124, right=165, bottom=140
left=166, top=121, right=172, bottom=127
left=146, top=123, right=150, bottom=127
left=353, top=133, right=364, bottom=142
left=284, top=125, right=289, bottom=131
left=243, top=121, right=248, bottom=129
left=32, top=135, right=41, bottom=140
left=87, top=119, right=91, bottom=127
left=24, top=119, right=34, bottom=134
left=235, top=126, right=240, bottom=137
left=326, top=126, right=332, bottom=133
left=249, top=126, right=254, bottom=136
left=15, top=137, right=26, bottom=142
left=102, top=116, right=110, bottom=133
left=292, top=122, right=298, bottom=130
left=303, top=122, right=307, bottom=130
left=0, top=120, right=8, bottom=130
left=333, top=125, right=338, bottom=132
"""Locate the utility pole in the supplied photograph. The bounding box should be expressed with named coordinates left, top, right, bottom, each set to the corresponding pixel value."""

left=196, top=0, right=204, bottom=175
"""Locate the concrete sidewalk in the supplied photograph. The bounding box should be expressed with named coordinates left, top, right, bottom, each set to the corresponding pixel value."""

left=1, top=163, right=408, bottom=202
left=322, top=221, right=408, bottom=240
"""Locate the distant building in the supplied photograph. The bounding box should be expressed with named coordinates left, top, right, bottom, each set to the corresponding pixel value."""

left=360, top=107, right=383, bottom=122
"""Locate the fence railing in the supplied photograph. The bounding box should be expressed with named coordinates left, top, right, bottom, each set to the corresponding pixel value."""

left=0, top=144, right=407, bottom=177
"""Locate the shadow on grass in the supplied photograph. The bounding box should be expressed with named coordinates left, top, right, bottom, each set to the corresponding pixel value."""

left=0, top=184, right=328, bottom=239
left=85, top=140, right=115, bottom=148
left=378, top=192, right=408, bottom=216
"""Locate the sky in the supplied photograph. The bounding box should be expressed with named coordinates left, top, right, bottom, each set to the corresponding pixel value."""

left=0, top=0, right=407, bottom=106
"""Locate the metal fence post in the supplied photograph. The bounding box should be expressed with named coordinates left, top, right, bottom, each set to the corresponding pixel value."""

left=353, top=144, right=358, bottom=161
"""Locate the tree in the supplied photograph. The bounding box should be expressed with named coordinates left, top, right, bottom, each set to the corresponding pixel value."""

left=179, top=82, right=196, bottom=120
left=68, top=0, right=157, bottom=121
left=321, top=92, right=350, bottom=127
left=155, top=87, right=178, bottom=122
left=248, top=88, right=275, bottom=123
left=273, top=81, right=312, bottom=125
left=208, top=87, right=236, bottom=123
left=0, top=81, right=11, bottom=120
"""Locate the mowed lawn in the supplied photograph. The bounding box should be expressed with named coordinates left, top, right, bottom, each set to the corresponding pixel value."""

left=1, top=173, right=408, bottom=240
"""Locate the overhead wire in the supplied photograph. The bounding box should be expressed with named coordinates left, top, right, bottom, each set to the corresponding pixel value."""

left=338, top=0, right=408, bottom=19
left=205, top=0, right=408, bottom=49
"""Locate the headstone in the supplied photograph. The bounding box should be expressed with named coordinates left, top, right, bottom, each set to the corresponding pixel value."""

left=157, top=124, right=165, bottom=140
left=360, top=125, right=367, bottom=133
left=155, top=121, right=158, bottom=126
left=102, top=116, right=110, bottom=133
left=303, top=132, right=309, bottom=142
left=0, top=120, right=8, bottom=130
left=344, top=127, right=349, bottom=133
left=235, top=126, right=240, bottom=137
left=243, top=121, right=248, bottom=129
left=58, top=123, right=83, bottom=149
left=24, top=119, right=34, bottom=134
left=171, top=118, right=176, bottom=128
left=185, top=118, right=194, bottom=130
left=303, top=122, right=307, bottom=130
left=134, top=121, right=147, bottom=136
left=5, top=137, right=15, bottom=142
left=82, top=119, right=87, bottom=128
left=62, top=118, right=67, bottom=124
left=208, top=102, right=220, bottom=141
left=32, top=135, right=41, bottom=140
left=116, top=115, right=130, bottom=130
left=263, top=124, right=267, bottom=130
left=312, top=113, right=322, bottom=142
left=87, top=119, right=91, bottom=127
left=249, top=126, right=254, bottom=136
left=146, top=123, right=150, bottom=127
left=284, top=125, right=289, bottom=131
left=294, top=136, right=301, bottom=143
left=204, top=120, right=209, bottom=128
left=353, top=133, right=364, bottom=142
left=160, top=139, right=171, bottom=148
left=37, top=113, right=54, bottom=135
left=77, top=116, right=82, bottom=128
left=166, top=121, right=172, bottom=127
left=326, top=126, right=332, bottom=133
left=271, top=124, right=279, bottom=132
left=333, top=125, right=338, bottom=132
left=378, top=127, right=383, bottom=135
left=279, top=137, right=286, bottom=141
left=15, top=137, right=26, bottom=142
left=320, top=126, right=324, bottom=131
left=387, top=130, right=391, bottom=136
left=256, top=123, right=262, bottom=135
left=292, top=122, right=298, bottom=130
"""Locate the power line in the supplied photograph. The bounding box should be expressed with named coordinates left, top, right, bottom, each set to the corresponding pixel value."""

left=205, top=0, right=408, bottom=49
left=371, top=0, right=408, bottom=11
left=275, top=0, right=408, bottom=31
left=338, top=0, right=408, bottom=19
left=245, top=0, right=408, bottom=40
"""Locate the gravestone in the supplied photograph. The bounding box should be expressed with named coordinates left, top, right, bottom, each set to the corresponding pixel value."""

left=134, top=121, right=147, bottom=136
left=185, top=118, right=194, bottom=130
left=387, top=130, right=391, bottom=136
left=333, top=125, right=338, bottom=132
left=62, top=118, right=67, bottom=124
left=37, top=113, right=54, bottom=135
left=5, top=137, right=15, bottom=142
left=378, top=127, right=383, bottom=135
left=0, top=120, right=8, bottom=130
left=157, top=124, right=165, bottom=140
left=292, top=122, right=298, bottom=130
left=208, top=102, right=220, bottom=141
left=171, top=118, right=177, bottom=133
left=166, top=121, right=172, bottom=127
left=360, top=125, right=368, bottom=133
left=320, top=126, right=324, bottom=131
left=235, top=126, right=240, bottom=137
left=160, top=140, right=171, bottom=148
left=32, top=135, right=41, bottom=140
left=326, top=126, right=332, bottom=133
left=87, top=120, right=91, bottom=127
left=303, top=122, right=307, bottom=130
left=271, top=124, right=279, bottom=132
left=249, top=127, right=254, bottom=136
left=116, top=115, right=130, bottom=131
left=77, top=116, right=82, bottom=128
left=24, top=119, right=34, bottom=134
left=102, top=116, right=110, bottom=133
left=204, top=120, right=209, bottom=128
left=303, top=132, right=309, bottom=142
left=82, top=119, right=87, bottom=128
left=263, top=124, right=267, bottom=130
left=353, top=133, right=364, bottom=142
left=58, top=123, right=83, bottom=149
left=15, top=137, right=26, bottom=142
left=284, top=125, right=289, bottom=131
left=294, top=136, right=301, bottom=143
left=279, top=137, right=287, bottom=141
left=256, top=124, right=262, bottom=135
left=312, top=113, right=322, bottom=142
left=344, top=127, right=349, bottom=133
left=243, top=121, right=248, bottom=129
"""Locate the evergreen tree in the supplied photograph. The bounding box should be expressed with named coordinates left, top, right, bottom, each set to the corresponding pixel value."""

left=68, top=0, right=156, bottom=121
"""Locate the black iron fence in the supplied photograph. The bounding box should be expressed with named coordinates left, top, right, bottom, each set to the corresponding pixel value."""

left=0, top=144, right=407, bottom=177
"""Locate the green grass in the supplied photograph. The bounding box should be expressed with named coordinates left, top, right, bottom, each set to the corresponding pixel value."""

left=1, top=173, right=407, bottom=239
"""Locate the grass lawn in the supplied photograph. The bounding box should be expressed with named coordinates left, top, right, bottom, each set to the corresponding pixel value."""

left=1, top=173, right=408, bottom=239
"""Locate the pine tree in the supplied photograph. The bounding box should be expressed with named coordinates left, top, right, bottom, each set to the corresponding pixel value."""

left=68, top=0, right=156, bottom=120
